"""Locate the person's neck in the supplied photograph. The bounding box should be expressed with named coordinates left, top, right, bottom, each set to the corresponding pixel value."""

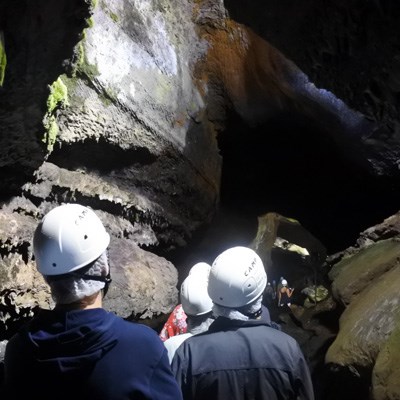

left=85, top=292, right=103, bottom=309
left=55, top=292, right=103, bottom=311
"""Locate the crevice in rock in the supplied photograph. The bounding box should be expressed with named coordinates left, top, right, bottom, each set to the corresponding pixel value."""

left=48, top=137, right=158, bottom=172
left=317, top=363, right=372, bottom=400
left=0, top=166, right=39, bottom=203
left=21, top=183, right=189, bottom=251
left=0, top=289, right=40, bottom=340
left=0, top=241, right=30, bottom=264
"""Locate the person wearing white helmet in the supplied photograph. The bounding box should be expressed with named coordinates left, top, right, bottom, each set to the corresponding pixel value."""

left=171, top=246, right=314, bottom=400
left=159, top=262, right=213, bottom=343
left=278, top=278, right=295, bottom=307
left=4, top=203, right=182, bottom=400
left=164, top=262, right=214, bottom=363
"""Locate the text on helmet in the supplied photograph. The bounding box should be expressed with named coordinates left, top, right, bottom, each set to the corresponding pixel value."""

left=75, top=208, right=89, bottom=225
left=244, top=258, right=257, bottom=276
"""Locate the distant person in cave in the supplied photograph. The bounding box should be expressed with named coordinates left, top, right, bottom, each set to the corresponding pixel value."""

left=159, top=303, right=188, bottom=342
left=164, top=262, right=214, bottom=363
left=3, top=203, right=182, bottom=400
left=276, top=276, right=284, bottom=300
left=171, top=246, right=314, bottom=400
left=278, top=278, right=294, bottom=308
left=264, top=281, right=275, bottom=307
left=159, top=262, right=212, bottom=342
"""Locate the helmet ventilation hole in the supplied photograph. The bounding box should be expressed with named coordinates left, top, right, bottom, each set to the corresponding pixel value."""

left=219, top=297, right=223, bottom=300
left=52, top=263, right=57, bottom=267
left=84, top=234, right=88, bottom=239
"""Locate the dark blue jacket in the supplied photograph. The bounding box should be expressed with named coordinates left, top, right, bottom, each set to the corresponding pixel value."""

left=4, top=308, right=182, bottom=400
left=171, top=317, right=314, bottom=400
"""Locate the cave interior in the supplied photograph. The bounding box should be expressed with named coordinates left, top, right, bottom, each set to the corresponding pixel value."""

left=217, top=106, right=400, bottom=256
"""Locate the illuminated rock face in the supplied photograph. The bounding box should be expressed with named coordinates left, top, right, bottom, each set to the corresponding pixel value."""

left=0, top=0, right=222, bottom=336
left=1, top=0, right=399, bottom=248
left=0, top=0, right=221, bottom=245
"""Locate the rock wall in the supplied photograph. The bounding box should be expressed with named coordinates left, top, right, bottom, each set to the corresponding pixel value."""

left=0, top=0, right=223, bottom=335
left=325, top=214, right=400, bottom=400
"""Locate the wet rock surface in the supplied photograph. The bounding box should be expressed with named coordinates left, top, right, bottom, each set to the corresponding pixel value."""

left=323, top=216, right=400, bottom=399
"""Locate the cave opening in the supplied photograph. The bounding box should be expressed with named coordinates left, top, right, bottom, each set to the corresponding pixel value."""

left=217, top=107, right=400, bottom=255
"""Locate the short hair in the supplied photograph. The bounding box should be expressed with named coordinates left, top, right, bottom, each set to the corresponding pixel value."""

left=212, top=295, right=263, bottom=321
left=45, top=251, right=109, bottom=305
left=186, top=312, right=214, bottom=335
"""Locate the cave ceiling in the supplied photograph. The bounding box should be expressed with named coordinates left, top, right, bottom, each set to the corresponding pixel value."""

left=217, top=0, right=400, bottom=252
left=0, top=0, right=399, bottom=256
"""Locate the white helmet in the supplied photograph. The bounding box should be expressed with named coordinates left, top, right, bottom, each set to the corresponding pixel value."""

left=180, top=272, right=213, bottom=316
left=208, top=246, right=267, bottom=308
left=33, top=204, right=110, bottom=276
left=188, top=262, right=211, bottom=277
left=281, top=279, right=288, bottom=286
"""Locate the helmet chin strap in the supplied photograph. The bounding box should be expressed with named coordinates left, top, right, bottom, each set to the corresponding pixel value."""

left=238, top=295, right=263, bottom=319
left=47, top=271, right=113, bottom=298
left=102, top=273, right=112, bottom=298
left=46, top=250, right=112, bottom=298
left=243, top=307, right=262, bottom=319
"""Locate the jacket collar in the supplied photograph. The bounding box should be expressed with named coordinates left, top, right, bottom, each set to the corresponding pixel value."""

left=208, top=306, right=272, bottom=333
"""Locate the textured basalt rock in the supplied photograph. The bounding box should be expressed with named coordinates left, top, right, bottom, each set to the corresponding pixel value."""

left=1, top=9, right=400, bottom=400
left=0, top=0, right=221, bottom=335
left=329, top=239, right=400, bottom=306
left=105, top=237, right=178, bottom=321
left=327, top=243, right=400, bottom=367
left=0, top=0, right=221, bottom=243
left=325, top=215, right=400, bottom=399
left=0, top=196, right=179, bottom=337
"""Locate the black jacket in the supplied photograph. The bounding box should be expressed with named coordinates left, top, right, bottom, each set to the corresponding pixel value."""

left=171, top=317, right=314, bottom=400
left=4, top=308, right=182, bottom=400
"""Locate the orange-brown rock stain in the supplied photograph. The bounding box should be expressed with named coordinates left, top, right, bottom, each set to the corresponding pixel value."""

left=193, top=15, right=299, bottom=120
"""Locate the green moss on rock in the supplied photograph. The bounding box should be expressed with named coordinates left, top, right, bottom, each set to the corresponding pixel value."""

left=110, top=12, right=119, bottom=22
left=87, top=16, right=95, bottom=28
left=43, top=117, right=59, bottom=151
left=42, top=77, right=69, bottom=151
left=73, top=39, right=100, bottom=82
left=0, top=31, right=7, bottom=87
left=46, top=77, right=69, bottom=113
left=79, top=60, right=100, bottom=81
